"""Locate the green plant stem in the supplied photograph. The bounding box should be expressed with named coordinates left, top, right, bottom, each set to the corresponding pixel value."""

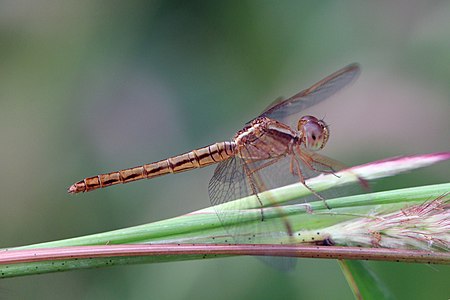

left=1, top=153, right=449, bottom=279
left=10, top=183, right=450, bottom=250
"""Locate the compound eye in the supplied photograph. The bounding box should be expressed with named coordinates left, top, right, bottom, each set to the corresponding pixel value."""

left=298, top=116, right=329, bottom=151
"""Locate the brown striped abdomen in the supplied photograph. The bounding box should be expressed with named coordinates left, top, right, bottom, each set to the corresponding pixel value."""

left=68, top=141, right=235, bottom=194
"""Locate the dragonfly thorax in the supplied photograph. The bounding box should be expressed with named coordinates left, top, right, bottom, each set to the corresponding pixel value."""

left=234, top=117, right=298, bottom=160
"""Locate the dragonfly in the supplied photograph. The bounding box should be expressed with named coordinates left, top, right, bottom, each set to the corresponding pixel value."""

left=69, top=63, right=361, bottom=243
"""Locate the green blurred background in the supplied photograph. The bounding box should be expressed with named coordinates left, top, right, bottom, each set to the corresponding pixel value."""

left=1, top=1, right=449, bottom=299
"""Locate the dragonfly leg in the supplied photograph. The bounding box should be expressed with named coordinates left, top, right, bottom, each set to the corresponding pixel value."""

left=242, top=154, right=297, bottom=237
left=242, top=163, right=265, bottom=222
left=291, top=155, right=331, bottom=209
left=299, top=152, right=338, bottom=175
left=247, top=157, right=282, bottom=175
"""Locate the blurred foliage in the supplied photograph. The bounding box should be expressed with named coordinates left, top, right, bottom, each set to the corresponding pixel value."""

left=0, top=1, right=449, bottom=299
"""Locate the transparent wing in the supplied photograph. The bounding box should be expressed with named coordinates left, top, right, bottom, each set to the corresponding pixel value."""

left=209, top=155, right=289, bottom=245
left=260, top=63, right=360, bottom=121
left=208, top=147, right=368, bottom=241
left=208, top=152, right=304, bottom=269
left=208, top=145, right=367, bottom=269
left=208, top=149, right=335, bottom=244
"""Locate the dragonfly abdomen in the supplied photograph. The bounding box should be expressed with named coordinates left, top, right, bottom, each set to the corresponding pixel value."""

left=68, top=141, right=235, bottom=194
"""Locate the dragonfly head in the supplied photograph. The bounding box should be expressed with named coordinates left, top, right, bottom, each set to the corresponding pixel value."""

left=298, top=115, right=329, bottom=151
